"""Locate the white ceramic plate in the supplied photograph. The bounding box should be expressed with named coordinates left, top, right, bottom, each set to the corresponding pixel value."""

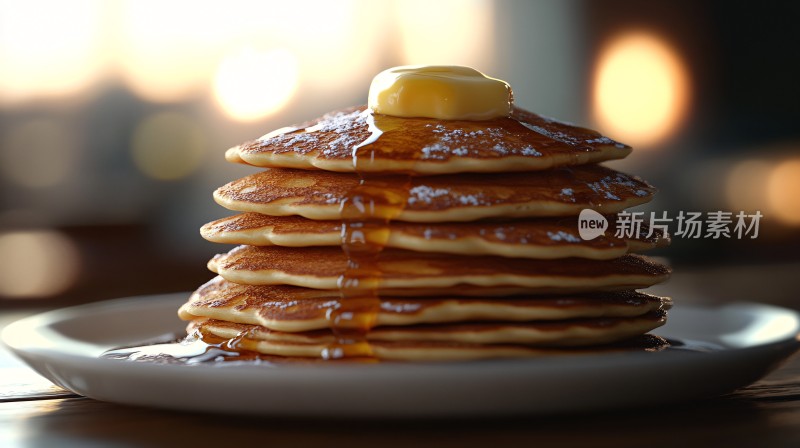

left=3, top=293, right=799, bottom=417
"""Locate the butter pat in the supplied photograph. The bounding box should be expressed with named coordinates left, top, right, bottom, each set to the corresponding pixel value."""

left=368, top=65, right=513, bottom=120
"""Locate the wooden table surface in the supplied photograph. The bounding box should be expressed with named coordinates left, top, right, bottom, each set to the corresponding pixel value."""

left=1, top=355, right=800, bottom=448
left=2, top=264, right=800, bottom=448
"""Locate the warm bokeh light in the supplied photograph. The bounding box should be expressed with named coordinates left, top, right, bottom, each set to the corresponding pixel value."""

left=290, top=0, right=383, bottom=90
left=116, top=1, right=234, bottom=103
left=396, top=0, right=493, bottom=67
left=213, top=47, right=300, bottom=122
left=0, top=118, right=79, bottom=188
left=117, top=1, right=379, bottom=104
left=766, top=158, right=800, bottom=226
left=0, top=230, right=80, bottom=298
left=131, top=112, right=207, bottom=180
left=592, top=31, right=690, bottom=148
left=0, top=0, right=105, bottom=103
left=725, top=159, right=772, bottom=213
left=0, top=1, right=429, bottom=107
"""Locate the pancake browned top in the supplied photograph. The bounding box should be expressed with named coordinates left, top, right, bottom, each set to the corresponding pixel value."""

left=179, top=276, right=672, bottom=332
left=226, top=106, right=631, bottom=174
left=207, top=246, right=671, bottom=292
left=200, top=311, right=667, bottom=342
left=200, top=213, right=669, bottom=259
left=193, top=313, right=668, bottom=359
left=213, top=165, right=654, bottom=222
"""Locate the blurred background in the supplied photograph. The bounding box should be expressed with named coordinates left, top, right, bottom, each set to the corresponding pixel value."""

left=0, top=0, right=798, bottom=309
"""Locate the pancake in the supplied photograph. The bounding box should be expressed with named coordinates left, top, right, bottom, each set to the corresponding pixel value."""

left=225, top=106, right=631, bottom=174
left=201, top=213, right=669, bottom=259
left=179, top=276, right=671, bottom=332
left=191, top=313, right=667, bottom=360
left=199, top=311, right=666, bottom=346
left=207, top=246, right=671, bottom=293
left=213, top=165, right=655, bottom=222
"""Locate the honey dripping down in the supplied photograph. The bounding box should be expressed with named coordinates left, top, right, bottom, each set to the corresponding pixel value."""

left=324, top=110, right=545, bottom=359
left=326, top=110, right=411, bottom=360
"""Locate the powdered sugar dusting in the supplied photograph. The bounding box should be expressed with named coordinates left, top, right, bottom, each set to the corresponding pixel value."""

left=546, top=230, right=581, bottom=243
left=420, top=143, right=450, bottom=160
left=257, top=109, right=366, bottom=157
left=522, top=122, right=582, bottom=145
left=407, top=185, right=451, bottom=205
left=419, top=123, right=543, bottom=159
left=586, top=137, right=614, bottom=145
left=519, top=116, right=626, bottom=149
left=586, top=174, right=647, bottom=201
left=380, top=301, right=422, bottom=313
left=492, top=143, right=508, bottom=155
left=520, top=146, right=542, bottom=156
left=279, top=133, right=316, bottom=148
left=407, top=185, right=487, bottom=207
left=560, top=187, right=576, bottom=203
left=319, top=192, right=340, bottom=204
left=458, top=195, right=480, bottom=206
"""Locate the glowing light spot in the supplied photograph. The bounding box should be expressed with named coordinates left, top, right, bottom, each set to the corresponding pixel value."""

left=766, top=158, right=800, bottom=226
left=592, top=31, right=690, bottom=148
left=131, top=112, right=206, bottom=180
left=725, top=160, right=772, bottom=213
left=117, top=0, right=226, bottom=103
left=287, top=0, right=380, bottom=90
left=213, top=47, right=299, bottom=122
left=0, top=230, right=80, bottom=299
left=396, top=0, right=493, bottom=67
left=0, top=118, right=78, bottom=188
left=0, top=0, right=105, bottom=103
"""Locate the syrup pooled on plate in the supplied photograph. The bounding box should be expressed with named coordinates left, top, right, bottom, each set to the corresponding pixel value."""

left=100, top=331, right=684, bottom=364
left=101, top=322, right=379, bottom=365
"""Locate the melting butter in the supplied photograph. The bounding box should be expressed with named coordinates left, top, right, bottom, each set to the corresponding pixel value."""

left=367, top=65, right=512, bottom=120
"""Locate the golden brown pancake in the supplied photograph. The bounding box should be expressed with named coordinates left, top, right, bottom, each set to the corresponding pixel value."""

left=201, top=312, right=665, bottom=346
left=179, top=276, right=671, bottom=332
left=207, top=246, right=671, bottom=293
left=191, top=313, right=667, bottom=360
left=225, top=106, right=631, bottom=174
left=213, top=165, right=655, bottom=222
left=143, top=332, right=669, bottom=363
left=201, top=213, right=669, bottom=260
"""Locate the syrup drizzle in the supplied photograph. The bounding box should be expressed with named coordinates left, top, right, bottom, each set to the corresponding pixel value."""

left=325, top=110, right=412, bottom=359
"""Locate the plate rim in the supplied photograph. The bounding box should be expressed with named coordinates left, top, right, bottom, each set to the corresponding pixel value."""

left=3, top=292, right=800, bottom=372
left=4, top=293, right=800, bottom=417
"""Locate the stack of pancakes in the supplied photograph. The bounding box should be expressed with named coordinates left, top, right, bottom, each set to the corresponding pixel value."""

left=178, top=106, right=672, bottom=361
